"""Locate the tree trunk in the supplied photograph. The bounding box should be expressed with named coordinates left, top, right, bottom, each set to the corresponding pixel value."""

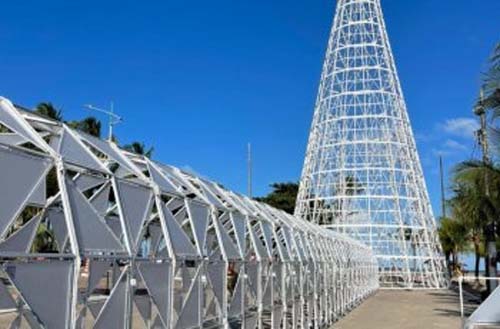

left=452, top=248, right=458, bottom=273
left=485, top=223, right=498, bottom=294
left=445, top=251, right=452, bottom=277
left=474, top=242, right=481, bottom=279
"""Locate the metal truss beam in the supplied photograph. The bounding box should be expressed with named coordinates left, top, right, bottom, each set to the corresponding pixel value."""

left=295, top=0, right=448, bottom=289
left=0, top=97, right=378, bottom=328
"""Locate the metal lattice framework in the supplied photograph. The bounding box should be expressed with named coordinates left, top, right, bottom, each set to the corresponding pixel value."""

left=0, top=96, right=378, bottom=328
left=295, top=0, right=447, bottom=289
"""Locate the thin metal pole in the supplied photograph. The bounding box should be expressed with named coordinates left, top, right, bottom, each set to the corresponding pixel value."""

left=247, top=142, right=252, bottom=198
left=439, top=155, right=446, bottom=218
left=459, top=276, right=464, bottom=318
left=109, top=101, right=114, bottom=141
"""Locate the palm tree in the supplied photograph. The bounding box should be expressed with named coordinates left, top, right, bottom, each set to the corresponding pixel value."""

left=334, top=175, right=364, bottom=222
left=453, top=161, right=500, bottom=285
left=307, top=175, right=365, bottom=225
left=254, top=182, right=299, bottom=215
left=67, top=117, right=102, bottom=138
left=438, top=217, right=469, bottom=276
left=448, top=176, right=487, bottom=278
left=451, top=43, right=500, bottom=289
left=35, top=102, right=63, bottom=121
left=123, top=141, right=154, bottom=158
left=482, top=43, right=500, bottom=114
left=78, top=117, right=102, bottom=138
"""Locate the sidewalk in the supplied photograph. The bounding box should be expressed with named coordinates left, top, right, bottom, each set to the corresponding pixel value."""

left=334, top=289, right=478, bottom=329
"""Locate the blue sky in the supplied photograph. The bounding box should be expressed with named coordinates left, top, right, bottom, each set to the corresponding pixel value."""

left=0, top=0, right=499, bottom=218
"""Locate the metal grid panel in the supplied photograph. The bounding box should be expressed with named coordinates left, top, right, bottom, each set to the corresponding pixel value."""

left=295, top=0, right=447, bottom=288
left=0, top=97, right=378, bottom=328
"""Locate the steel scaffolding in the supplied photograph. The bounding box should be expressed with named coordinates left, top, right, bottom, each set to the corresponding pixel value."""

left=0, top=96, right=378, bottom=328
left=295, top=0, right=447, bottom=289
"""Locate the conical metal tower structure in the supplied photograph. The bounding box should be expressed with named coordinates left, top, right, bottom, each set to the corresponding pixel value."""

left=295, top=0, right=447, bottom=288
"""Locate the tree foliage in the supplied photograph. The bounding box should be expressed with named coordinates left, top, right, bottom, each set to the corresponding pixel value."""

left=448, top=177, right=486, bottom=277
left=32, top=222, right=57, bottom=253
left=34, top=102, right=103, bottom=138
left=25, top=101, right=157, bottom=251
left=123, top=141, right=154, bottom=158
left=67, top=116, right=102, bottom=138
left=35, top=102, right=63, bottom=121
left=255, top=182, right=299, bottom=215
left=444, top=43, right=500, bottom=280
left=438, top=217, right=469, bottom=272
left=483, top=43, right=500, bottom=116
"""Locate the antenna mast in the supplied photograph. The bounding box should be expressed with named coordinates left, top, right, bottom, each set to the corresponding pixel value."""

left=84, top=102, right=122, bottom=141
left=439, top=155, right=446, bottom=218
left=247, top=143, right=252, bottom=198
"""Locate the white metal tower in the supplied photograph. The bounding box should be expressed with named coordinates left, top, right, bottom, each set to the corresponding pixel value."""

left=295, top=0, right=447, bottom=288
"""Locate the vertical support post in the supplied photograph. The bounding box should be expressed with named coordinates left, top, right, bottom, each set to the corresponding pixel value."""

left=222, top=261, right=229, bottom=329
left=154, top=193, right=175, bottom=329
left=56, top=163, right=81, bottom=329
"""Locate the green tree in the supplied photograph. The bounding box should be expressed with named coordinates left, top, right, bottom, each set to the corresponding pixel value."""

left=123, top=141, right=154, bottom=158
left=32, top=222, right=57, bottom=253
left=67, top=117, right=102, bottom=137
left=453, top=161, right=500, bottom=281
left=448, top=177, right=487, bottom=278
left=34, top=102, right=63, bottom=121
left=438, top=217, right=469, bottom=275
left=334, top=175, right=364, bottom=215
left=482, top=43, right=500, bottom=113
left=449, top=43, right=500, bottom=289
left=255, top=182, right=299, bottom=214
left=319, top=175, right=364, bottom=225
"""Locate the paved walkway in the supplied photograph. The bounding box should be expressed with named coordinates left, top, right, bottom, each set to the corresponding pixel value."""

left=334, top=289, right=477, bottom=329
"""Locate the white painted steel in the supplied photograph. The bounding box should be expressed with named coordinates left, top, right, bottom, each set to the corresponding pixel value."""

left=295, top=0, right=447, bottom=289
left=0, top=97, right=378, bottom=328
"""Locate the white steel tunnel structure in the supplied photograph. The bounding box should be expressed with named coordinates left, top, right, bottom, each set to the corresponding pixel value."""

left=0, top=97, right=378, bottom=328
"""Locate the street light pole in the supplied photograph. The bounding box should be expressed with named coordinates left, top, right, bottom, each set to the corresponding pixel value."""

left=474, top=89, right=498, bottom=293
